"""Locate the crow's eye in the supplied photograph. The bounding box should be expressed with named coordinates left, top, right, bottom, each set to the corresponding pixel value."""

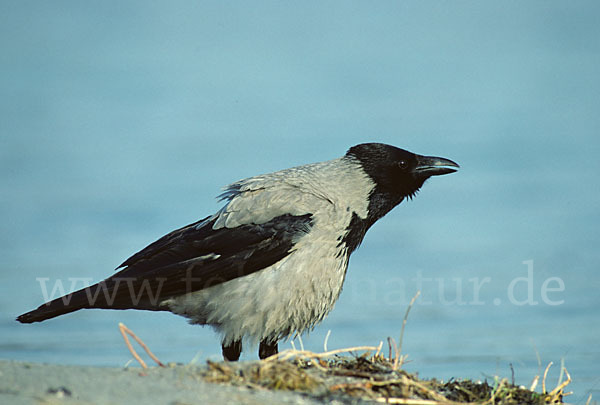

left=398, top=160, right=408, bottom=170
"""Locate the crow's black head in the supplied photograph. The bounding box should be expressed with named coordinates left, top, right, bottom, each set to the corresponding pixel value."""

left=346, top=143, right=459, bottom=221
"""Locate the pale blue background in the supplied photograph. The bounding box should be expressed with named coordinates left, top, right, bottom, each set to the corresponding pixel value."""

left=1, top=1, right=599, bottom=402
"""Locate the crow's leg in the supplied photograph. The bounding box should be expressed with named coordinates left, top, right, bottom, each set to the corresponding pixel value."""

left=258, top=339, right=278, bottom=359
left=222, top=340, right=242, bottom=361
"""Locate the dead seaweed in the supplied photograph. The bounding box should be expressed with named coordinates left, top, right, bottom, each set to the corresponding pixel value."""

left=199, top=350, right=570, bottom=404
left=203, top=359, right=321, bottom=392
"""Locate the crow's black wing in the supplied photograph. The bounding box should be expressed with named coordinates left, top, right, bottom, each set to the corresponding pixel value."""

left=17, top=213, right=313, bottom=322
left=113, top=213, right=313, bottom=293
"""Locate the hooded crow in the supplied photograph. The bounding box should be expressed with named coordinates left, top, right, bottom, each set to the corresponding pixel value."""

left=17, top=143, right=459, bottom=361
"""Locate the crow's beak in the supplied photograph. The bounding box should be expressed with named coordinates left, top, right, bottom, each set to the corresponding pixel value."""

left=413, top=155, right=460, bottom=177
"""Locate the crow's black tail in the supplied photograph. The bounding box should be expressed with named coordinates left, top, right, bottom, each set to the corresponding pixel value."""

left=16, top=277, right=166, bottom=324
left=17, top=296, right=86, bottom=323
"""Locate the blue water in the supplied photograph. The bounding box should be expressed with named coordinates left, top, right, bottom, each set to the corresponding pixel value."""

left=1, top=1, right=599, bottom=402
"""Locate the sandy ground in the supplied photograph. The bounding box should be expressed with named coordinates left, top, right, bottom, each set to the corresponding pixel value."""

left=0, top=359, right=325, bottom=405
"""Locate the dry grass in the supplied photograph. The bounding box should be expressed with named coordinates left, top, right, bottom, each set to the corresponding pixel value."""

left=198, top=344, right=572, bottom=404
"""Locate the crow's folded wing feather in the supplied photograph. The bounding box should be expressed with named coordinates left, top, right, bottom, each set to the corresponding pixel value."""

left=100, top=213, right=314, bottom=309
left=16, top=212, right=314, bottom=321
